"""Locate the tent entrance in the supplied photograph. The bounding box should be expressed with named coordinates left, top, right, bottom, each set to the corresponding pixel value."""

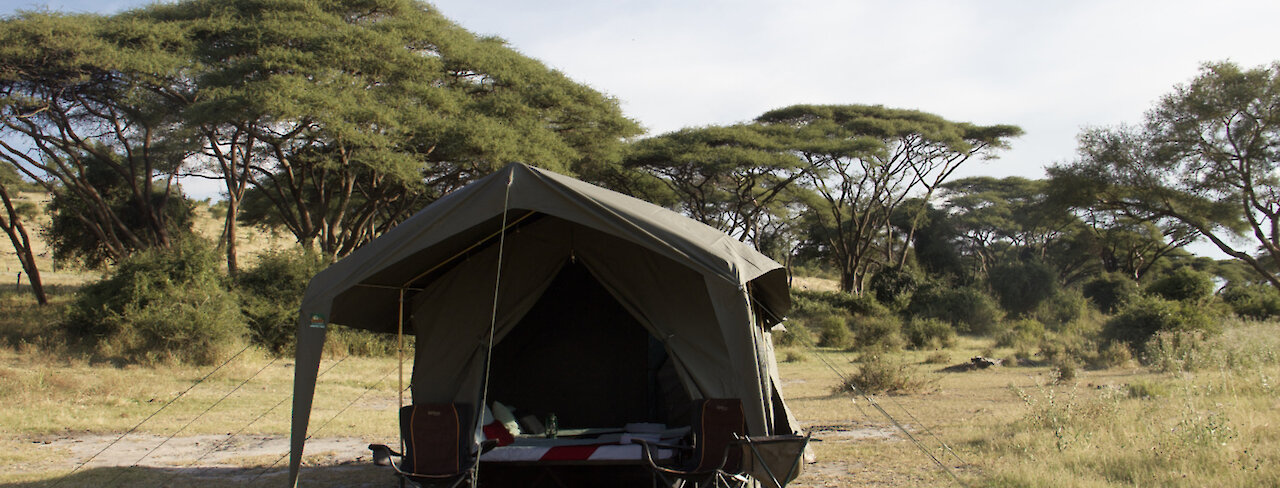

left=486, top=260, right=689, bottom=429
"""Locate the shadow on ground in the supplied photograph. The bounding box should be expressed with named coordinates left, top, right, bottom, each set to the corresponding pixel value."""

left=1, top=462, right=392, bottom=488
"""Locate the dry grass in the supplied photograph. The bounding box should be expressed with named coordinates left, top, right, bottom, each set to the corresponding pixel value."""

left=4, top=200, right=1280, bottom=486
left=1, top=318, right=1279, bottom=486
left=791, top=275, right=840, bottom=293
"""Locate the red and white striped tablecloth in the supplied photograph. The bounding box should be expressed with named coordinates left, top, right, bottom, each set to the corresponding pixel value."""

left=480, top=443, right=674, bottom=463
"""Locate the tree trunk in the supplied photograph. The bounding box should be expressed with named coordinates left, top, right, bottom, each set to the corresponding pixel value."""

left=0, top=187, right=47, bottom=305
left=224, top=197, right=239, bottom=276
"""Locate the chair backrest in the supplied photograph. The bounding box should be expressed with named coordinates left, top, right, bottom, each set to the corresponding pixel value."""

left=691, top=398, right=746, bottom=472
left=400, top=403, right=473, bottom=476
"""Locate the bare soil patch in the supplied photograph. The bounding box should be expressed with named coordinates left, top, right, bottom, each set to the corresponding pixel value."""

left=14, top=434, right=372, bottom=474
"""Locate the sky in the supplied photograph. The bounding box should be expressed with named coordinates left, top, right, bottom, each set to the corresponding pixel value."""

left=8, top=0, right=1280, bottom=182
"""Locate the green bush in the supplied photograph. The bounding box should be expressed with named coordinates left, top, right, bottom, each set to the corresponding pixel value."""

left=868, top=267, right=918, bottom=311
left=907, top=282, right=1003, bottom=334
left=1103, top=294, right=1217, bottom=350
left=817, top=315, right=853, bottom=348
left=996, top=319, right=1047, bottom=349
left=236, top=249, right=328, bottom=354
left=1038, top=332, right=1096, bottom=366
left=1051, top=359, right=1079, bottom=383
left=1145, top=267, right=1215, bottom=303
left=791, top=289, right=887, bottom=320
left=65, top=239, right=244, bottom=365
left=1142, top=330, right=1212, bottom=372
left=847, top=315, right=902, bottom=351
left=1089, top=341, right=1134, bottom=369
left=772, top=323, right=814, bottom=347
left=1082, top=272, right=1138, bottom=313
left=783, top=349, right=809, bottom=363
left=1221, top=284, right=1280, bottom=320
left=988, top=260, right=1059, bottom=317
left=902, top=318, right=955, bottom=350
left=834, top=354, right=932, bottom=395
left=1034, top=288, right=1088, bottom=330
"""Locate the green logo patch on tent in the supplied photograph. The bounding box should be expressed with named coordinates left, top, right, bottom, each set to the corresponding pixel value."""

left=309, top=313, right=327, bottom=329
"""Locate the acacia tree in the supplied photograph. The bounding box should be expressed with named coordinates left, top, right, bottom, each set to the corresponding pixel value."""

left=1060, top=61, right=1280, bottom=289
left=623, top=124, right=806, bottom=244
left=757, top=105, right=1021, bottom=294
left=159, top=0, right=640, bottom=259
left=940, top=177, right=1085, bottom=277
left=0, top=12, right=194, bottom=267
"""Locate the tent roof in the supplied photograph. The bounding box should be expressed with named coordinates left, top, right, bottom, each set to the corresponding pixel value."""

left=301, top=163, right=791, bottom=334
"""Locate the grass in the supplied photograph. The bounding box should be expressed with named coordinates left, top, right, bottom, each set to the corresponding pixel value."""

left=5, top=203, right=1280, bottom=487
left=4, top=273, right=1280, bottom=487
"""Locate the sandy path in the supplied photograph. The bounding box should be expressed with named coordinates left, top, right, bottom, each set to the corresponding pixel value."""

left=21, top=434, right=372, bottom=473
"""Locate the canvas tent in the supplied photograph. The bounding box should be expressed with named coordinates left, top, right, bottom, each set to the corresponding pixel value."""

left=288, top=163, right=799, bottom=486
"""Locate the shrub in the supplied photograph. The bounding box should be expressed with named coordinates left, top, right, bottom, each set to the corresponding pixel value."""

left=1103, top=294, right=1217, bottom=350
left=65, top=239, right=244, bottom=365
left=1143, top=329, right=1212, bottom=372
left=1038, top=332, right=1097, bottom=367
left=1082, top=272, right=1138, bottom=313
left=988, top=260, right=1059, bottom=317
left=791, top=289, right=886, bottom=320
left=1089, top=341, right=1134, bottom=369
left=772, top=323, right=813, bottom=347
left=1052, top=359, right=1079, bottom=384
left=868, top=267, right=918, bottom=311
left=1221, top=284, right=1280, bottom=320
left=1145, top=267, right=1215, bottom=303
left=817, top=315, right=853, bottom=348
left=1034, top=288, right=1088, bottom=330
left=236, top=249, right=328, bottom=354
left=908, top=282, right=1003, bottom=334
left=996, top=319, right=1047, bottom=349
left=902, top=318, right=955, bottom=350
left=847, top=315, right=902, bottom=351
left=783, top=350, right=808, bottom=363
left=834, top=354, right=932, bottom=395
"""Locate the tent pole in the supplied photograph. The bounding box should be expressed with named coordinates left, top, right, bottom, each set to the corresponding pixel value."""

left=398, top=287, right=406, bottom=455
left=477, top=169, right=516, bottom=481
left=745, top=282, right=772, bottom=436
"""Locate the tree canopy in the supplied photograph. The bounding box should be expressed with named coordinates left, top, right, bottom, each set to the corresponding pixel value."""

left=1055, top=61, right=1280, bottom=289
left=756, top=104, right=1023, bottom=293
left=0, top=0, right=641, bottom=267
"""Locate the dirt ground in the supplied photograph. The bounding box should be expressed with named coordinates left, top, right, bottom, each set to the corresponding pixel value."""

left=7, top=425, right=907, bottom=487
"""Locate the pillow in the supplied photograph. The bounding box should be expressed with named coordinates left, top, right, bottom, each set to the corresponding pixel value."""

left=519, top=414, right=545, bottom=435
left=475, top=404, right=514, bottom=447
left=491, top=401, right=522, bottom=436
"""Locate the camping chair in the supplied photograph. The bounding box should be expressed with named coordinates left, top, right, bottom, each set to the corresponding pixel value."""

left=734, top=432, right=811, bottom=488
left=369, top=403, right=493, bottom=488
left=636, top=398, right=748, bottom=488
